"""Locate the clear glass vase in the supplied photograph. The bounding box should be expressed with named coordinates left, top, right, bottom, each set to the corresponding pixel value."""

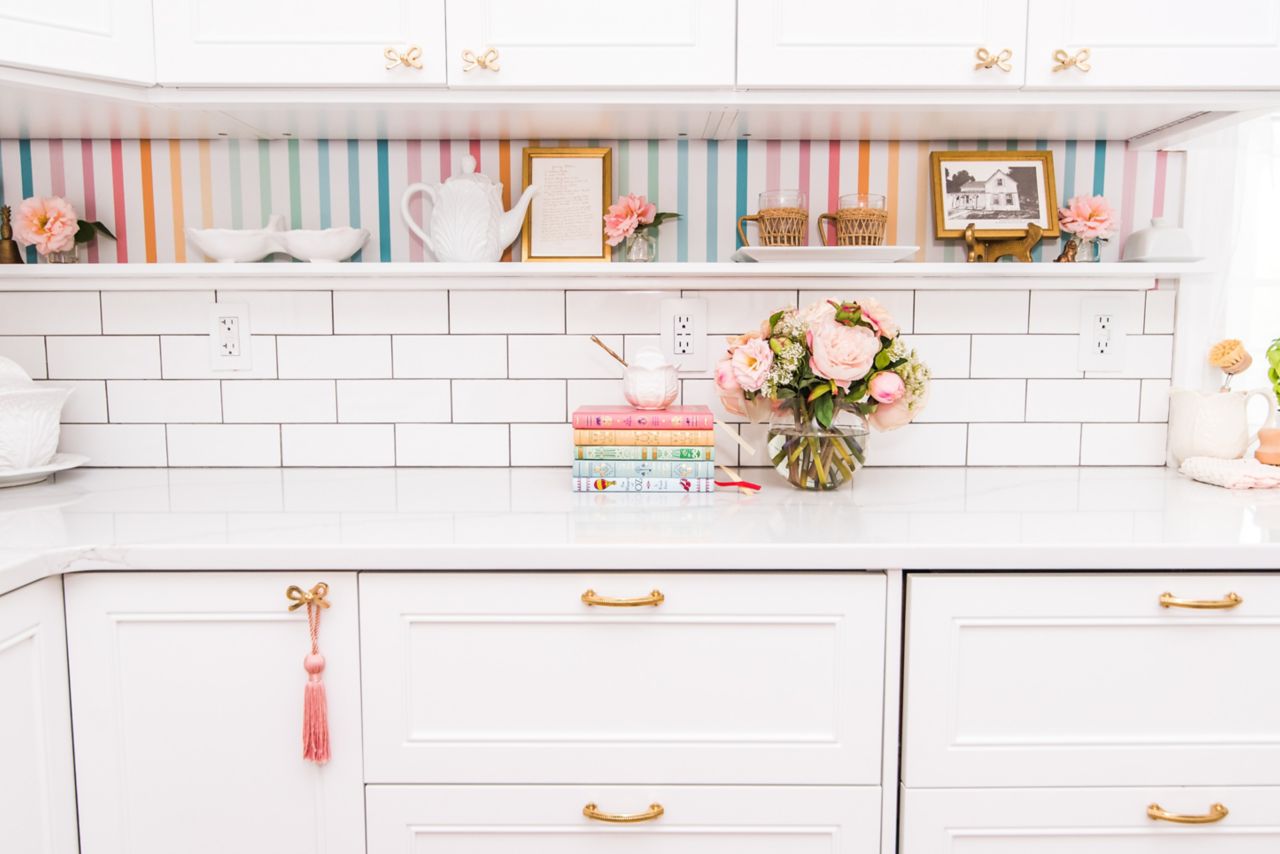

left=43, top=246, right=81, bottom=263
left=624, top=231, right=656, bottom=262
left=766, top=398, right=869, bottom=491
left=1074, top=238, right=1101, bottom=262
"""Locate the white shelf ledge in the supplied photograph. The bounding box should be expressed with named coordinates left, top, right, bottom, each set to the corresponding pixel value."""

left=0, top=261, right=1210, bottom=292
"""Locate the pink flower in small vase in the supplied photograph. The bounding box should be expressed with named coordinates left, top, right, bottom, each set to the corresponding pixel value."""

left=14, top=196, right=79, bottom=255
left=730, top=337, right=774, bottom=392
left=603, top=193, right=658, bottom=246
left=807, top=320, right=879, bottom=390
left=868, top=370, right=905, bottom=404
left=1058, top=195, right=1115, bottom=241
left=858, top=297, right=900, bottom=340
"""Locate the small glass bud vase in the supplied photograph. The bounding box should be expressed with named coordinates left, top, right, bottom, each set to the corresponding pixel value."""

left=44, top=246, right=81, bottom=264
left=624, top=231, right=657, bottom=262
left=1074, top=238, right=1101, bottom=262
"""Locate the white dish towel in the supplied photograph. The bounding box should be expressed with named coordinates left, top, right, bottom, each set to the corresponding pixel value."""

left=1180, top=456, right=1280, bottom=489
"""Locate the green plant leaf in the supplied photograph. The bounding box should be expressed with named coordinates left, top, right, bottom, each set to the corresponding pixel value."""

left=807, top=384, right=831, bottom=402
left=814, top=393, right=834, bottom=429
left=75, top=219, right=116, bottom=244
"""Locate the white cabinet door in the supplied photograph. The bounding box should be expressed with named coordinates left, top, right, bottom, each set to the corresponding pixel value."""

left=0, top=0, right=154, bottom=84
left=0, top=578, right=78, bottom=854
left=65, top=572, right=364, bottom=854
left=367, top=785, right=882, bottom=854
left=737, top=0, right=1028, bottom=88
left=902, top=786, right=1280, bottom=854
left=443, top=0, right=735, bottom=87
left=903, top=574, right=1280, bottom=787
left=361, top=572, right=886, bottom=784
left=152, top=0, right=445, bottom=86
left=1026, top=2, right=1280, bottom=88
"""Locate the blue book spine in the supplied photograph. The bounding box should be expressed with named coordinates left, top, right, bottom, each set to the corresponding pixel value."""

left=573, top=460, right=715, bottom=479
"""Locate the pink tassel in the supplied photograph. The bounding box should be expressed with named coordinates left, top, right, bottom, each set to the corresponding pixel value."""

left=302, top=652, right=330, bottom=764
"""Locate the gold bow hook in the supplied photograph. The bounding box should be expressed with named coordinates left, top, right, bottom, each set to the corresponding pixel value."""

left=974, top=48, right=1013, bottom=72
left=286, top=582, right=331, bottom=611
left=462, top=47, right=501, bottom=72
left=1052, top=48, right=1091, bottom=73
left=384, top=45, right=423, bottom=71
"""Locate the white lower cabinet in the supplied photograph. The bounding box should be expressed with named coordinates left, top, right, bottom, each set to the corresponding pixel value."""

left=0, top=578, right=78, bottom=854
left=359, top=572, right=886, bottom=784
left=902, top=786, right=1280, bottom=853
left=367, top=785, right=882, bottom=854
left=64, top=572, right=365, bottom=854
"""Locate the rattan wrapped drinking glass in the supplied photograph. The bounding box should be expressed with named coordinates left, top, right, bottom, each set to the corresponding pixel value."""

left=818, top=193, right=888, bottom=247
left=737, top=190, right=809, bottom=247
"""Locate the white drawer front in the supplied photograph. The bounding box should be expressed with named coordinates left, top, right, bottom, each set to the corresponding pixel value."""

left=904, top=574, right=1280, bottom=787
left=361, top=573, right=886, bottom=783
left=367, top=785, right=881, bottom=854
left=902, top=786, right=1280, bottom=853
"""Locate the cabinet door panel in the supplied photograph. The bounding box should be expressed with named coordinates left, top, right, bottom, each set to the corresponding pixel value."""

left=737, top=0, right=1027, bottom=88
left=0, top=578, right=78, bottom=854
left=1026, top=2, right=1280, bottom=88
left=0, top=0, right=154, bottom=84
left=153, top=0, right=446, bottom=85
left=66, top=572, right=363, bottom=854
left=444, top=0, right=735, bottom=87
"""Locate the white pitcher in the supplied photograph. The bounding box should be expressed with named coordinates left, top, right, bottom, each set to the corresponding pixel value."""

left=1167, top=388, right=1274, bottom=467
left=401, top=155, right=537, bottom=262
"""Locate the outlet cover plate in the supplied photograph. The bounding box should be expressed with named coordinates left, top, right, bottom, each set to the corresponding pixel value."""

left=658, top=297, right=708, bottom=372
left=1078, top=297, right=1126, bottom=372
left=208, top=303, right=252, bottom=371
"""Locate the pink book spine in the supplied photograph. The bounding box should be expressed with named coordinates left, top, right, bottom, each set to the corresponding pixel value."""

left=572, top=409, right=715, bottom=430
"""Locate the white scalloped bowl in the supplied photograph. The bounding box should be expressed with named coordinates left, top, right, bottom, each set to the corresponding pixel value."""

left=280, top=227, right=370, bottom=263
left=187, top=227, right=282, bottom=263
left=0, top=356, right=71, bottom=470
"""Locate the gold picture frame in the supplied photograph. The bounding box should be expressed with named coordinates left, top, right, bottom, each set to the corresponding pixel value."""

left=930, top=150, right=1059, bottom=240
left=521, top=146, right=612, bottom=262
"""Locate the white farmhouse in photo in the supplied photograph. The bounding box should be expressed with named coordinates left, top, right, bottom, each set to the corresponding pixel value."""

left=948, top=169, right=1020, bottom=212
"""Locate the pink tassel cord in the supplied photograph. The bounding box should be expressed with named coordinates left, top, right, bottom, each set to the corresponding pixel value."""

left=301, top=590, right=331, bottom=764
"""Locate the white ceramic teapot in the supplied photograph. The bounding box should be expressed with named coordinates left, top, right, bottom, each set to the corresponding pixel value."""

left=401, top=155, right=537, bottom=262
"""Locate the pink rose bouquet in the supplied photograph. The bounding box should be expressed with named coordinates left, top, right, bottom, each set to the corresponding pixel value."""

left=12, top=196, right=115, bottom=259
left=1058, top=195, right=1115, bottom=242
left=603, top=193, right=680, bottom=247
left=714, top=298, right=930, bottom=489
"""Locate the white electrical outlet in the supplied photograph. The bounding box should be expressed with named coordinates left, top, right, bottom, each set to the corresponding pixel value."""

left=209, top=303, right=252, bottom=371
left=658, top=297, right=708, bottom=371
left=1078, top=297, right=1126, bottom=372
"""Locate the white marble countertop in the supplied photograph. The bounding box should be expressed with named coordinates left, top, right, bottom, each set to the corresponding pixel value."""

left=0, top=466, right=1277, bottom=595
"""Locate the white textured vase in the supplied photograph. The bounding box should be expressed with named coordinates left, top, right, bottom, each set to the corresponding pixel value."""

left=622, top=348, right=679, bottom=410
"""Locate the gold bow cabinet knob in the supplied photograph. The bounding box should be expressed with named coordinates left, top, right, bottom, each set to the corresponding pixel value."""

left=385, top=45, right=423, bottom=70
left=1052, top=48, right=1091, bottom=73
left=974, top=47, right=1013, bottom=72
left=462, top=47, right=501, bottom=72
left=286, top=582, right=331, bottom=611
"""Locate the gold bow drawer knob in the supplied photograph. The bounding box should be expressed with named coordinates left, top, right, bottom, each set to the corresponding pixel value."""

left=286, top=582, right=331, bottom=611
left=462, top=47, right=501, bottom=72
left=974, top=48, right=1013, bottom=72
left=1052, top=48, right=1091, bottom=73
left=385, top=45, right=424, bottom=70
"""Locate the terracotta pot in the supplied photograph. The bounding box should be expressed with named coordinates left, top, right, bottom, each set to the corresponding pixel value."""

left=1257, top=427, right=1280, bottom=465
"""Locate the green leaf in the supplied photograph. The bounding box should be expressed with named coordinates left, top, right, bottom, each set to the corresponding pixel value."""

left=807, top=383, right=832, bottom=402
left=770, top=337, right=786, bottom=354
left=74, top=220, right=116, bottom=244
left=814, top=393, right=834, bottom=429
left=874, top=351, right=891, bottom=370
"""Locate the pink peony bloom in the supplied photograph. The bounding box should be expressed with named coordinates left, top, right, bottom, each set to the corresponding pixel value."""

left=730, top=337, right=774, bottom=392
left=868, top=370, right=905, bottom=404
left=1058, top=195, right=1115, bottom=241
left=714, top=357, right=740, bottom=392
left=869, top=384, right=928, bottom=432
left=858, top=297, right=899, bottom=340
left=14, top=196, right=79, bottom=255
left=603, top=193, right=658, bottom=246
left=807, top=320, right=880, bottom=390
left=797, top=300, right=836, bottom=328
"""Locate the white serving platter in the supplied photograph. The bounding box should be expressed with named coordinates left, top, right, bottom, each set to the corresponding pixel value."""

left=736, top=245, right=919, bottom=263
left=0, top=453, right=90, bottom=488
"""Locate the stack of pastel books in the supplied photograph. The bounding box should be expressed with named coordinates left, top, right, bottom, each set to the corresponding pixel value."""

left=571, top=405, right=716, bottom=493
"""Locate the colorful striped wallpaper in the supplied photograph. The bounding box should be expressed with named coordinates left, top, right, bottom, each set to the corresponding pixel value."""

left=0, top=138, right=1183, bottom=264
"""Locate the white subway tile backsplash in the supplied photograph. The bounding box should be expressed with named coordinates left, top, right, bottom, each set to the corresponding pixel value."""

left=1085, top=335, right=1173, bottom=379
left=47, top=336, right=160, bottom=379
left=333, top=291, right=448, bottom=334
left=1145, top=289, right=1176, bottom=334
left=681, top=378, right=738, bottom=422
left=38, top=380, right=107, bottom=423
left=223, top=380, right=336, bottom=423
left=282, top=424, right=394, bottom=466
left=398, top=424, right=510, bottom=466
left=864, top=424, right=968, bottom=467
left=1140, top=379, right=1171, bottom=423
left=915, top=291, right=1028, bottom=334
left=797, top=290, right=915, bottom=334
left=451, top=290, right=564, bottom=333
left=0, top=336, right=47, bottom=378
left=107, top=380, right=222, bottom=423
left=453, top=380, right=565, bottom=422
left=59, top=424, right=168, bottom=466
left=1025, top=379, right=1141, bottom=422
left=167, top=425, right=281, bottom=467
left=968, top=423, right=1081, bottom=466
left=219, top=291, right=332, bottom=334
left=566, top=291, right=666, bottom=334
left=566, top=379, right=630, bottom=414
left=1081, top=423, right=1168, bottom=465
left=277, top=336, right=391, bottom=378
left=510, top=423, right=572, bottom=466
left=394, top=335, right=507, bottom=378
left=509, top=335, right=624, bottom=379
left=101, top=291, right=213, bottom=334
left=1029, top=290, right=1145, bottom=334
left=899, top=335, right=969, bottom=379
left=688, top=290, right=797, bottom=334
left=337, top=380, right=450, bottom=423
left=915, top=379, right=1025, bottom=423
left=0, top=293, right=100, bottom=334
left=971, top=335, right=1081, bottom=378
left=160, top=335, right=278, bottom=380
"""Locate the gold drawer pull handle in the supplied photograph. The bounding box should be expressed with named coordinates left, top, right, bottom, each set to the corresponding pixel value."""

left=582, top=589, right=664, bottom=607
left=462, top=47, right=501, bottom=72
left=583, top=802, right=664, bottom=823
left=974, top=47, right=1013, bottom=72
left=1052, top=47, right=1091, bottom=73
left=1159, top=591, right=1242, bottom=610
left=1148, top=802, right=1229, bottom=824
left=384, top=46, right=423, bottom=70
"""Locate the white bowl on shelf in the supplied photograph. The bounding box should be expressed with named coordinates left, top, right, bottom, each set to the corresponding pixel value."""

left=187, top=214, right=286, bottom=263
left=1121, top=217, right=1200, bottom=262
left=280, top=227, right=370, bottom=263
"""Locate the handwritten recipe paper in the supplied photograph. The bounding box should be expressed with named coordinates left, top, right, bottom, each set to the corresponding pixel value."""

left=530, top=157, right=604, bottom=258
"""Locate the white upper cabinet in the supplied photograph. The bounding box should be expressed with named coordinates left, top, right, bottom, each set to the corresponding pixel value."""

left=737, top=0, right=1029, bottom=88
left=443, top=0, right=736, bottom=87
left=0, top=0, right=154, bottom=84
left=152, top=0, right=446, bottom=86
left=1026, top=1, right=1280, bottom=88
